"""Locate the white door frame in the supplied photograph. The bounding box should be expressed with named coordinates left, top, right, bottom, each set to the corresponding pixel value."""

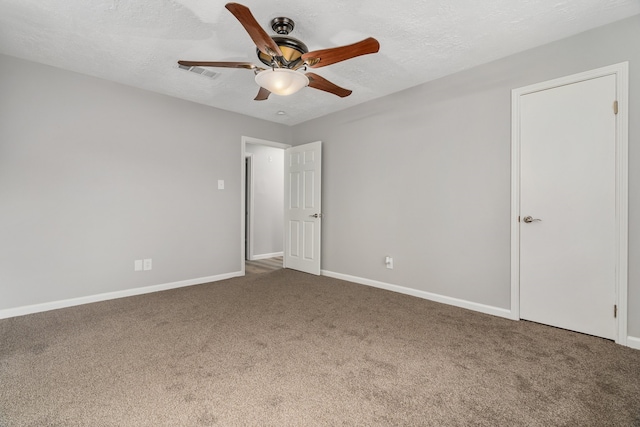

left=245, top=153, right=254, bottom=260
left=510, top=62, right=629, bottom=345
left=240, top=136, right=291, bottom=275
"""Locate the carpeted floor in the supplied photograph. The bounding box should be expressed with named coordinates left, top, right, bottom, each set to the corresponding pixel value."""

left=1, top=269, right=639, bottom=426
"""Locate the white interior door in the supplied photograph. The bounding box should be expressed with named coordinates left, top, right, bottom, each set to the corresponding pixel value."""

left=519, top=74, right=617, bottom=339
left=284, top=141, right=322, bottom=275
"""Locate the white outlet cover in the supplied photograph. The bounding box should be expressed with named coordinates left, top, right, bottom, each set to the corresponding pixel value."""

left=218, top=180, right=224, bottom=190
left=143, top=259, right=152, bottom=271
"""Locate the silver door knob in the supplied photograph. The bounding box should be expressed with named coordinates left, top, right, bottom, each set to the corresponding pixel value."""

left=309, top=213, right=323, bottom=218
left=523, top=215, right=541, bottom=223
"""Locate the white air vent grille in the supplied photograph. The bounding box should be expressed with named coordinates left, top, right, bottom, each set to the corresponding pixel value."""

left=178, top=64, right=219, bottom=79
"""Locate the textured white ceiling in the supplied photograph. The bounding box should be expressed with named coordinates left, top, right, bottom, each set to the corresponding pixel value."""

left=1, top=0, right=638, bottom=125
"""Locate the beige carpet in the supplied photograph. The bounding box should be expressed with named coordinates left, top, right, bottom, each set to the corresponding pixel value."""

left=1, top=269, right=639, bottom=426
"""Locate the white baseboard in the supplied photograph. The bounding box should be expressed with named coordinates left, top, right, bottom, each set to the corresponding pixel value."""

left=250, top=252, right=284, bottom=261
left=321, top=270, right=513, bottom=320
left=5, top=269, right=636, bottom=351
left=627, top=336, right=640, bottom=350
left=0, top=271, right=243, bottom=320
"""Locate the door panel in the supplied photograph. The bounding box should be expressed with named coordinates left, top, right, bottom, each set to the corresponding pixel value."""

left=288, top=172, right=297, bottom=207
left=284, top=141, right=322, bottom=275
left=304, top=221, right=315, bottom=260
left=289, top=221, right=300, bottom=257
left=305, top=170, right=315, bottom=207
left=519, top=74, right=616, bottom=339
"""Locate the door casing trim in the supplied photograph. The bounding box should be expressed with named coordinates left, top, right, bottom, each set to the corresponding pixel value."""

left=245, top=153, right=254, bottom=260
left=510, top=62, right=629, bottom=345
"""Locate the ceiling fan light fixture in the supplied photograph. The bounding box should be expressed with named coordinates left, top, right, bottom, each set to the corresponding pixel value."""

left=255, top=68, right=309, bottom=96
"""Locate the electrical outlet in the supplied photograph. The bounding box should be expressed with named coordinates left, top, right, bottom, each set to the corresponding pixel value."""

left=134, top=260, right=143, bottom=271
left=385, top=256, right=394, bottom=269
left=143, top=259, right=152, bottom=271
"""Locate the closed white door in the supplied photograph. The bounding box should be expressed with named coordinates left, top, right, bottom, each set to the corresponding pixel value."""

left=284, top=141, right=322, bottom=275
left=519, top=74, right=617, bottom=339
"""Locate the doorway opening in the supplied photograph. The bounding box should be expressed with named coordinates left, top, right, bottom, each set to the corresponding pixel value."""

left=240, top=136, right=290, bottom=275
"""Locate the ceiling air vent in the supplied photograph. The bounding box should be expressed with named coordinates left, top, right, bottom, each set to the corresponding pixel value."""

left=178, top=64, right=219, bottom=79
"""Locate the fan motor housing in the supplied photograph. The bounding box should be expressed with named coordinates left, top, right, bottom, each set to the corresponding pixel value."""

left=257, top=17, right=309, bottom=68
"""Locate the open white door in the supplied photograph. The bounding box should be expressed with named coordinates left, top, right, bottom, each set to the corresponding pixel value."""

left=284, top=141, right=322, bottom=275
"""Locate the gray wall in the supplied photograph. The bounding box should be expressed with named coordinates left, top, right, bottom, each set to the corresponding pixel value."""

left=0, top=54, right=288, bottom=310
left=291, top=14, right=640, bottom=337
left=245, top=144, right=284, bottom=258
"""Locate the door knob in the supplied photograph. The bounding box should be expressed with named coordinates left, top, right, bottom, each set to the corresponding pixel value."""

left=523, top=215, right=542, bottom=223
left=309, top=213, right=323, bottom=218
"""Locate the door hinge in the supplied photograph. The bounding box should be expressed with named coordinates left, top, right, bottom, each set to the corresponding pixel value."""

left=613, top=100, right=618, bottom=115
left=614, top=304, right=617, bottom=318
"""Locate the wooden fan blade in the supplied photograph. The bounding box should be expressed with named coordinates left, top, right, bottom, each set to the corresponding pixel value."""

left=302, top=37, right=380, bottom=68
left=254, top=87, right=271, bottom=101
left=306, top=73, right=352, bottom=98
left=178, top=60, right=259, bottom=70
left=225, top=3, right=283, bottom=57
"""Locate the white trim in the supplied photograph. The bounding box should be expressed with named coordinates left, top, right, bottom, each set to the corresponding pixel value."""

left=511, top=62, right=629, bottom=344
left=245, top=153, right=255, bottom=260
left=615, top=63, right=629, bottom=346
left=240, top=136, right=290, bottom=274
left=242, top=136, right=290, bottom=150
left=321, top=270, right=512, bottom=319
left=0, top=272, right=243, bottom=320
left=509, top=87, right=521, bottom=321
left=627, top=337, right=640, bottom=351
left=252, top=252, right=284, bottom=260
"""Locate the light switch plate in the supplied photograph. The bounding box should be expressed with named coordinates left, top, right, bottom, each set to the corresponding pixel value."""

left=385, top=256, right=394, bottom=269
left=143, top=259, right=152, bottom=271
left=218, top=179, right=224, bottom=190
left=134, top=260, right=143, bottom=271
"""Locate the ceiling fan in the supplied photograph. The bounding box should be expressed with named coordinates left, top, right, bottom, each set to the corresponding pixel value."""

left=177, top=2, right=380, bottom=100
